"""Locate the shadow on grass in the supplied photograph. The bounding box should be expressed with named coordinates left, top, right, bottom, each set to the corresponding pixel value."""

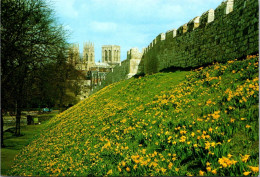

left=1, top=124, right=46, bottom=176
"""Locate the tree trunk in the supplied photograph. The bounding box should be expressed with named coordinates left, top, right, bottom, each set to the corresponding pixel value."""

left=15, top=87, right=23, bottom=136
left=59, top=86, right=64, bottom=111
left=1, top=110, right=4, bottom=147
left=15, top=104, right=21, bottom=136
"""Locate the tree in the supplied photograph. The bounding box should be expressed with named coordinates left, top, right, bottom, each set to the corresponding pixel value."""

left=26, top=51, right=84, bottom=109
left=1, top=0, right=69, bottom=140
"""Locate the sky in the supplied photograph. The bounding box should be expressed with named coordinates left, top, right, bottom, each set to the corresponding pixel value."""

left=51, top=0, right=222, bottom=62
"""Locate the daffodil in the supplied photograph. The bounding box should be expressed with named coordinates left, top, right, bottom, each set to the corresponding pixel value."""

left=199, top=170, right=205, bottom=176
left=121, top=161, right=126, bottom=167
left=246, top=125, right=251, bottom=128
left=168, top=162, right=173, bottom=169
left=191, top=132, right=195, bottom=137
left=243, top=171, right=251, bottom=176
left=241, top=154, right=250, bottom=162
left=161, top=167, right=167, bottom=173
left=211, top=169, right=217, bottom=174
left=107, top=169, right=113, bottom=175
left=227, top=154, right=232, bottom=158
left=206, top=162, right=211, bottom=166
left=248, top=166, right=259, bottom=173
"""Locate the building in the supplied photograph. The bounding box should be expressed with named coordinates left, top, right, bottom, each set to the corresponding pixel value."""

left=87, top=62, right=112, bottom=89
left=83, top=42, right=95, bottom=70
left=67, top=43, right=121, bottom=99
left=102, top=45, right=121, bottom=67
left=67, top=44, right=80, bottom=66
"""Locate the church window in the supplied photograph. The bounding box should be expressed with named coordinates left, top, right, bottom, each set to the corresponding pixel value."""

left=114, top=50, right=116, bottom=61
left=105, top=50, right=108, bottom=61
left=109, top=50, right=112, bottom=61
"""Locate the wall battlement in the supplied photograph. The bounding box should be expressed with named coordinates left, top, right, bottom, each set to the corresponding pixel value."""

left=91, top=47, right=143, bottom=94
left=139, top=0, right=258, bottom=74
left=200, top=9, right=214, bottom=28
left=91, top=0, right=258, bottom=95
left=127, top=48, right=143, bottom=60
left=144, top=0, right=236, bottom=54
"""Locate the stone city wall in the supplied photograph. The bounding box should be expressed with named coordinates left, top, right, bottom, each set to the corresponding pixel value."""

left=91, top=48, right=142, bottom=94
left=91, top=0, right=258, bottom=95
left=138, top=0, right=258, bottom=74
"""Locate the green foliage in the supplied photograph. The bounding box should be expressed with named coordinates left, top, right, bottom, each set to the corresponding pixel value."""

left=1, top=0, right=81, bottom=138
left=9, top=55, right=259, bottom=176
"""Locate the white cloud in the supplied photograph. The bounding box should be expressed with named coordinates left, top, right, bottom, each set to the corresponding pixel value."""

left=90, top=21, right=118, bottom=32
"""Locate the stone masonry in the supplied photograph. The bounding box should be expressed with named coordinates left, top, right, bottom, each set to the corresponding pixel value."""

left=102, top=45, right=121, bottom=67
left=90, top=0, right=259, bottom=95
left=138, top=0, right=258, bottom=74
left=83, top=42, right=95, bottom=71
left=91, top=48, right=143, bottom=93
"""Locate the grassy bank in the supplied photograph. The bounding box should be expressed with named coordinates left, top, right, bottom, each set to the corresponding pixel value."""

left=1, top=112, right=58, bottom=176
left=1, top=124, right=46, bottom=175
left=9, top=55, right=259, bottom=176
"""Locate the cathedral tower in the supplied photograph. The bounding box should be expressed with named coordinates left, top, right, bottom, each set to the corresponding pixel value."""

left=68, top=43, right=80, bottom=66
left=102, top=45, right=120, bottom=66
left=83, top=42, right=95, bottom=70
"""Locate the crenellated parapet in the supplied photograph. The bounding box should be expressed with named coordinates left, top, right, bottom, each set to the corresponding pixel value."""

left=92, top=0, right=258, bottom=95
left=143, top=0, right=238, bottom=55
left=187, top=16, right=200, bottom=32
left=214, top=0, right=234, bottom=20
left=126, top=48, right=143, bottom=78
left=225, top=0, right=234, bottom=14
left=177, top=23, right=188, bottom=36
left=127, top=47, right=143, bottom=60
left=200, top=9, right=214, bottom=27
left=139, top=0, right=258, bottom=74
left=166, top=29, right=177, bottom=40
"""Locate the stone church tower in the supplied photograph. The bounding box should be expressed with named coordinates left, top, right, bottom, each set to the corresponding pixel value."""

left=68, top=43, right=80, bottom=66
left=102, top=45, right=120, bottom=67
left=83, top=42, right=95, bottom=70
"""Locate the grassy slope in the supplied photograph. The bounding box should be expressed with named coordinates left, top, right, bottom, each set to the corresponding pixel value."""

left=9, top=55, right=259, bottom=176
left=1, top=112, right=58, bottom=175
left=1, top=124, right=47, bottom=175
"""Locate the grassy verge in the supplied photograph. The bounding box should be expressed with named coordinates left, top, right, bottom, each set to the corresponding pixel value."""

left=1, top=124, right=46, bottom=175
left=1, top=111, right=59, bottom=176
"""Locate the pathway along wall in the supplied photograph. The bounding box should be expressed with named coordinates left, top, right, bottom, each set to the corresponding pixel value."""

left=138, top=0, right=259, bottom=75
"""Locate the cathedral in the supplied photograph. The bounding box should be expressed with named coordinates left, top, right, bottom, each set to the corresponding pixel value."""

left=68, top=42, right=121, bottom=71
left=67, top=42, right=121, bottom=99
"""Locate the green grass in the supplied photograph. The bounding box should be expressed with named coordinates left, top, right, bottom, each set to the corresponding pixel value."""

left=1, top=124, right=47, bottom=175
left=37, top=111, right=60, bottom=122
left=1, top=111, right=59, bottom=176
left=8, top=55, right=259, bottom=176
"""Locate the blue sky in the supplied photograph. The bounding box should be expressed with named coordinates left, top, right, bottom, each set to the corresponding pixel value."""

left=52, top=0, right=222, bottom=62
